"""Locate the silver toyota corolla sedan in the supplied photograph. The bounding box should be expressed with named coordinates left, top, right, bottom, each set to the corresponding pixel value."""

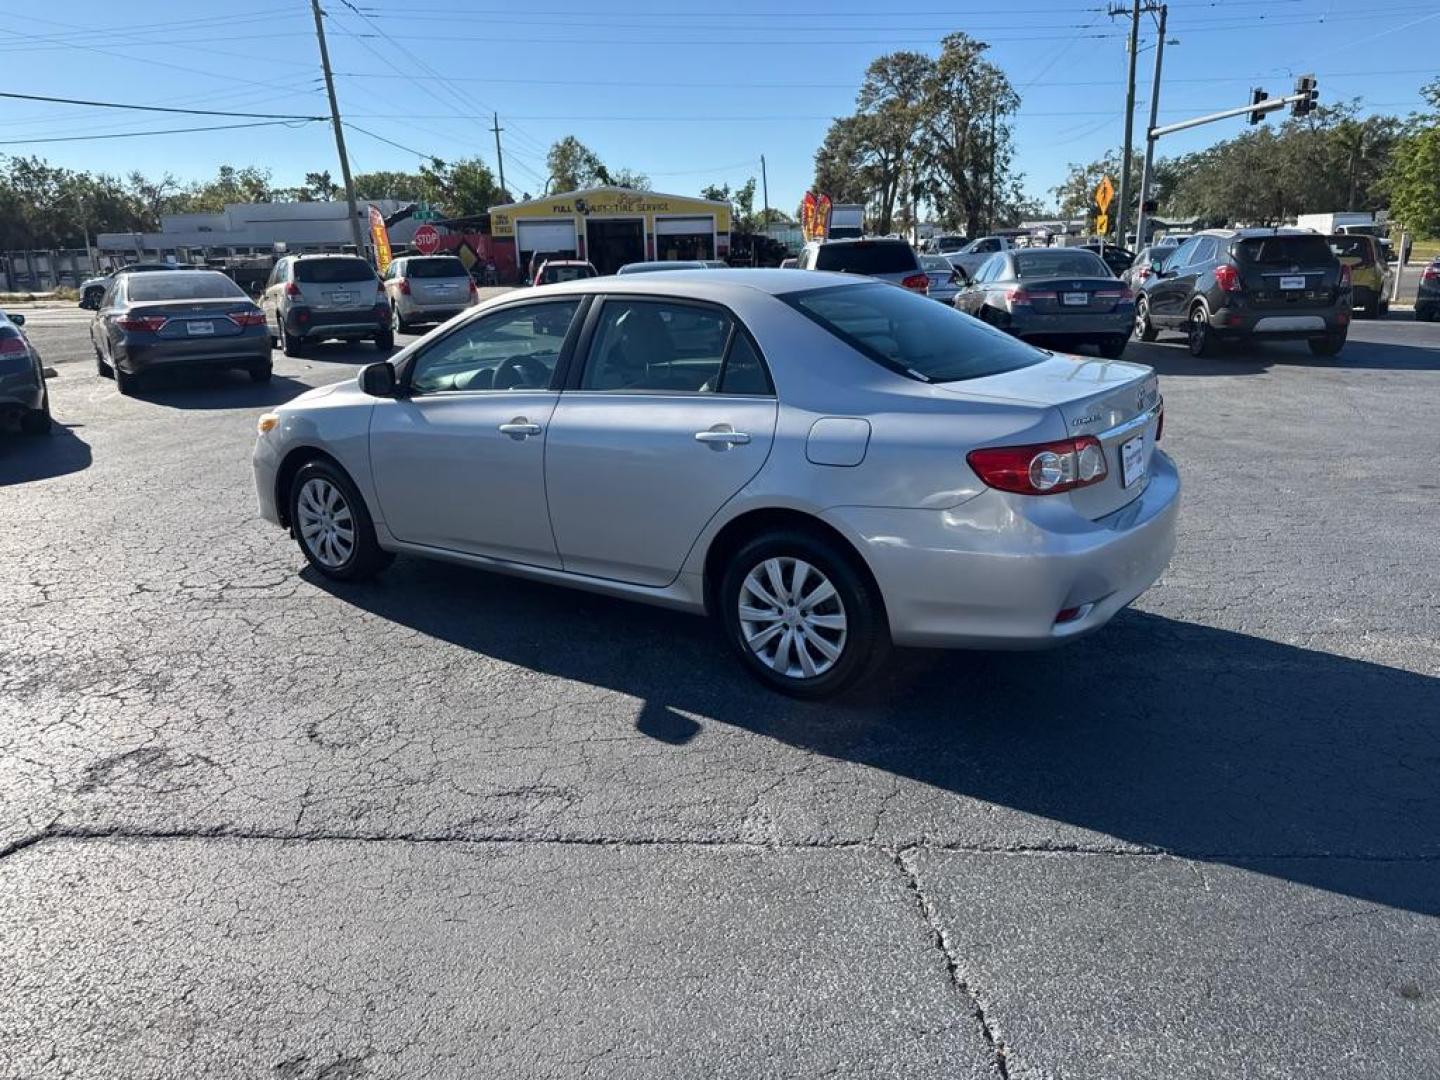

left=253, top=269, right=1179, bottom=697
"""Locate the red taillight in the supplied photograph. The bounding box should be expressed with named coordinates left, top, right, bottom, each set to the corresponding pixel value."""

left=117, top=315, right=168, bottom=332
left=0, top=335, right=27, bottom=355
left=1137, top=267, right=1152, bottom=282
left=227, top=310, right=266, bottom=327
left=1096, top=286, right=1134, bottom=301
left=284, top=282, right=301, bottom=297
left=1213, top=264, right=1240, bottom=292
left=901, top=273, right=929, bottom=294
left=1422, top=265, right=1439, bottom=284
left=967, top=435, right=1109, bottom=496
left=1055, top=606, right=1084, bottom=624
left=399, top=278, right=411, bottom=295
left=1339, top=264, right=1352, bottom=288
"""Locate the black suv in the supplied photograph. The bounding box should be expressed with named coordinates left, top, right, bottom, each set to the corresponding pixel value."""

left=1134, top=229, right=1349, bottom=357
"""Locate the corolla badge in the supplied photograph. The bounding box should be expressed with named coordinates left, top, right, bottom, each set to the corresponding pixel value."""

left=1071, top=414, right=1102, bottom=428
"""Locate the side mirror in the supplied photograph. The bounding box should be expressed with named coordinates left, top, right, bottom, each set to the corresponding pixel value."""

left=9, top=313, right=24, bottom=326
left=952, top=267, right=970, bottom=285
left=359, top=361, right=397, bottom=397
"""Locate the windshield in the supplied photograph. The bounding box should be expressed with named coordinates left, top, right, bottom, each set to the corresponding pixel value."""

left=404, top=257, right=467, bottom=279
left=1234, top=235, right=1334, bottom=265
left=126, top=271, right=246, bottom=301
left=1013, top=250, right=1112, bottom=279
left=294, top=258, right=377, bottom=284
left=1327, top=236, right=1374, bottom=264
left=813, top=242, right=916, bottom=275
left=784, top=282, right=1046, bottom=384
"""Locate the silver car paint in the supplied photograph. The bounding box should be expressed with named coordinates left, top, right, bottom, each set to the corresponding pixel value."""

left=255, top=269, right=1178, bottom=647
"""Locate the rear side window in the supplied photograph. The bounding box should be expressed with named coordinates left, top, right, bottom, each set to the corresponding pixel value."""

left=126, top=271, right=246, bottom=301
left=785, top=282, right=1046, bottom=384
left=1234, top=235, right=1334, bottom=265
left=813, top=242, right=917, bottom=275
left=294, top=258, right=377, bottom=284
left=1013, top=251, right=1111, bottom=279
left=404, top=257, right=467, bottom=279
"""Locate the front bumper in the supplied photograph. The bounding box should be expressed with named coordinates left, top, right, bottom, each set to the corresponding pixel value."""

left=826, top=449, right=1180, bottom=648
left=253, top=435, right=282, bottom=526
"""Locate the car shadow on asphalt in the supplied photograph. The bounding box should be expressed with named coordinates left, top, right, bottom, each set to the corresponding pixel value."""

left=307, top=558, right=1440, bottom=916
left=1125, top=336, right=1440, bottom=376
left=135, top=370, right=314, bottom=410
left=287, top=341, right=402, bottom=365
left=0, top=423, right=91, bottom=485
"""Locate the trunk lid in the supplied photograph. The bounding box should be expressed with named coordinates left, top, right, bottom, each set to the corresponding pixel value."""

left=1012, top=276, right=1130, bottom=315
left=943, top=353, right=1162, bottom=519
left=127, top=299, right=256, bottom=339
left=1233, top=234, right=1342, bottom=308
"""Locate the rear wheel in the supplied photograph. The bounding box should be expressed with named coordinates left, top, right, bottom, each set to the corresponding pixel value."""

left=374, top=329, right=395, bottom=351
left=1097, top=335, right=1128, bottom=359
left=719, top=530, right=889, bottom=699
left=281, top=322, right=307, bottom=358
left=289, top=460, right=390, bottom=581
left=391, top=304, right=410, bottom=334
left=1133, top=296, right=1158, bottom=342
left=114, top=365, right=138, bottom=396
left=1361, top=295, right=1381, bottom=319
left=1187, top=305, right=1215, bottom=357
left=249, top=361, right=273, bottom=383
left=20, top=390, right=51, bottom=435
left=1308, top=331, right=1346, bottom=357
left=94, top=345, right=112, bottom=378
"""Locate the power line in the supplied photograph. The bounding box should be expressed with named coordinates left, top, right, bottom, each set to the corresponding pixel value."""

left=0, top=119, right=318, bottom=146
left=344, top=122, right=434, bottom=160
left=0, top=89, right=325, bottom=121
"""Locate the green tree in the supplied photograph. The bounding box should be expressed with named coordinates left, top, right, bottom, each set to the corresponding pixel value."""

left=419, top=157, right=505, bottom=216
left=855, top=51, right=930, bottom=233
left=811, top=115, right=873, bottom=205
left=352, top=170, right=426, bottom=202
left=1385, top=79, right=1440, bottom=238
left=546, top=136, right=607, bottom=191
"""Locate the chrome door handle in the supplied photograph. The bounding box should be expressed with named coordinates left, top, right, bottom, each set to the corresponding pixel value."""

left=498, top=419, right=542, bottom=438
left=694, top=428, right=751, bottom=446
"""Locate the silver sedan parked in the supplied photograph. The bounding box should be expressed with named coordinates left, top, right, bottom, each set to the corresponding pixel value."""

left=253, top=270, right=1178, bottom=697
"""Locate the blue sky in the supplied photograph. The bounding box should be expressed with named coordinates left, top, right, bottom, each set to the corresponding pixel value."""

left=0, top=0, right=1434, bottom=216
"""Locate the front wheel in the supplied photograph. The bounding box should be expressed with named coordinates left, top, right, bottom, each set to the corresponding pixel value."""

left=1309, top=331, right=1346, bottom=358
left=1134, top=296, right=1158, bottom=342
left=288, top=460, right=390, bottom=581
left=1187, top=306, right=1215, bottom=357
left=719, top=531, right=890, bottom=699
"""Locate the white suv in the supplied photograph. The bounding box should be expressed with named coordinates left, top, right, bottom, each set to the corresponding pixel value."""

left=260, top=254, right=390, bottom=357
left=381, top=255, right=478, bottom=333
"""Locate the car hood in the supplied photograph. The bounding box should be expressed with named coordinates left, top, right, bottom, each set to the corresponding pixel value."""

left=282, top=378, right=357, bottom=409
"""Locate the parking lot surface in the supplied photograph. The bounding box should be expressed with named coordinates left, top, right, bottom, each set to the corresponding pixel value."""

left=3, top=306, right=1438, bottom=1077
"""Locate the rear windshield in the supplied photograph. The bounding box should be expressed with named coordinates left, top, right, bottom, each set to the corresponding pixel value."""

left=1014, top=250, right=1112, bottom=279
left=784, top=282, right=1046, bottom=384
left=404, top=256, right=467, bottom=279
left=126, top=271, right=246, bottom=301
left=1327, top=236, right=1375, bottom=264
left=920, top=255, right=954, bottom=272
left=541, top=264, right=595, bottom=283
left=1234, top=235, right=1334, bottom=265
left=813, top=242, right=917, bottom=275
left=294, top=258, right=377, bottom=284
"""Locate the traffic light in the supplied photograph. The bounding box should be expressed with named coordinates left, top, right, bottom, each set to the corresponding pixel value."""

left=1248, top=88, right=1269, bottom=125
left=1292, top=74, right=1318, bottom=117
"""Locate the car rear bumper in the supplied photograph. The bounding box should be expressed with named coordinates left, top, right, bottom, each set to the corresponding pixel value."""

left=287, top=308, right=387, bottom=339
left=1208, top=303, right=1347, bottom=338
left=1012, top=309, right=1133, bottom=339
left=116, top=337, right=270, bottom=373
left=0, top=384, right=45, bottom=412
left=826, top=449, right=1180, bottom=648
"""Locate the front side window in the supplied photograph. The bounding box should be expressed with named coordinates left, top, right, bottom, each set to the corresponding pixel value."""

left=408, top=300, right=579, bottom=394
left=784, top=282, right=1046, bottom=384
left=582, top=300, right=733, bottom=393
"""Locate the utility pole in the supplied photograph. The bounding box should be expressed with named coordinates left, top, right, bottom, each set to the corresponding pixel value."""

left=760, top=154, right=770, bottom=225
left=1113, top=0, right=1141, bottom=247
left=988, top=104, right=997, bottom=234
left=491, top=112, right=507, bottom=197
left=1133, top=3, right=1167, bottom=250
left=309, top=0, right=364, bottom=255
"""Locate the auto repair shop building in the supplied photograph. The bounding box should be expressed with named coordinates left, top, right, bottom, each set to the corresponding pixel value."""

left=489, top=186, right=732, bottom=276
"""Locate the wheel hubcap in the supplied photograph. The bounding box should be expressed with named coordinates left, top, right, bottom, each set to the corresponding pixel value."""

left=296, top=478, right=355, bottom=568
left=1135, top=302, right=1148, bottom=335
left=739, top=557, right=847, bottom=679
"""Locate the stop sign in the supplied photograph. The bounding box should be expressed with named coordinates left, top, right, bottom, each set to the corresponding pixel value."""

left=413, top=223, right=440, bottom=254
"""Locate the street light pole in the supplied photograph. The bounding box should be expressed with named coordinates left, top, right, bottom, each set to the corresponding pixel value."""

left=1115, top=0, right=1141, bottom=247
left=1134, top=4, right=1167, bottom=250
left=309, top=0, right=364, bottom=255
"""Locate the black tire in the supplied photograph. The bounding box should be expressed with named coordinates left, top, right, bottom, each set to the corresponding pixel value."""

left=719, top=529, right=890, bottom=699
left=281, top=322, right=307, bottom=358
left=249, top=362, right=273, bottom=383
left=114, top=365, right=138, bottom=396
left=1098, top=335, right=1128, bottom=359
left=1362, top=297, right=1380, bottom=319
left=94, top=346, right=112, bottom=378
left=391, top=304, right=410, bottom=334
left=1134, top=296, right=1158, bottom=342
left=374, top=329, right=395, bottom=351
left=1187, top=305, right=1215, bottom=357
left=1309, top=331, right=1346, bottom=358
left=288, top=459, right=391, bottom=582
left=20, top=391, right=52, bottom=435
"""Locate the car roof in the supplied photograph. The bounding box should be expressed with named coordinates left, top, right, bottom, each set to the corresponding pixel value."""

left=619, top=260, right=706, bottom=271
left=512, top=267, right=869, bottom=300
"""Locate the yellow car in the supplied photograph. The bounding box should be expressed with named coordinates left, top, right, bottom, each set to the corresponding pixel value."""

left=1328, top=234, right=1392, bottom=318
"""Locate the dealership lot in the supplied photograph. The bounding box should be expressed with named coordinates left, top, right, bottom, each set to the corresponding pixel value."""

left=3, top=307, right=1438, bottom=1076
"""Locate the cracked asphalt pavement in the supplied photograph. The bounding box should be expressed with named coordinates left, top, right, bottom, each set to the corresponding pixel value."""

left=2, top=306, right=1438, bottom=1077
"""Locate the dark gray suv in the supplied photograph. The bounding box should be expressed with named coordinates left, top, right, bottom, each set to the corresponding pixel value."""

left=1134, top=229, right=1349, bottom=357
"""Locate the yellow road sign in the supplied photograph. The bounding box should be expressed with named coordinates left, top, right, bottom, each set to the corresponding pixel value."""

left=1095, top=212, right=1110, bottom=236
left=1095, top=175, right=1115, bottom=213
